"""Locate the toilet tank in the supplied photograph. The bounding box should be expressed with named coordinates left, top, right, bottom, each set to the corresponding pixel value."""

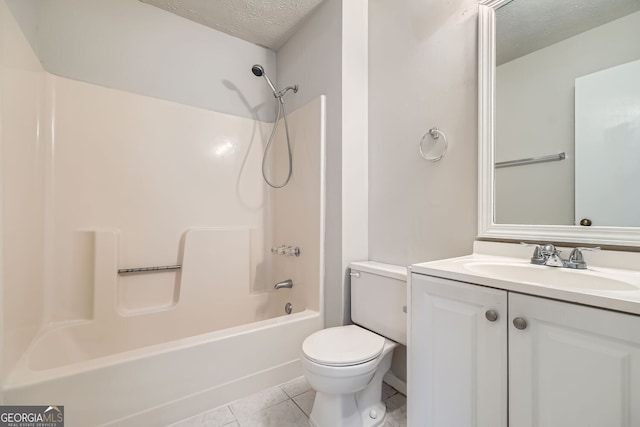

left=349, top=261, right=407, bottom=345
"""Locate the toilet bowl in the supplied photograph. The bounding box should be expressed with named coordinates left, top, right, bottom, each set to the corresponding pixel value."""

left=302, top=325, right=398, bottom=427
left=301, top=262, right=407, bottom=427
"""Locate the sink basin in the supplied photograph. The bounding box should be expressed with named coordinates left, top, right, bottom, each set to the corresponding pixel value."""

left=463, top=262, right=639, bottom=291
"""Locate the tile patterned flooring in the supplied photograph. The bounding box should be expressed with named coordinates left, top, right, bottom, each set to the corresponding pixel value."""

left=170, top=377, right=407, bottom=427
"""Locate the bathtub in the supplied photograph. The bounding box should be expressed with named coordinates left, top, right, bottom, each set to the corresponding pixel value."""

left=4, top=309, right=322, bottom=426
left=3, top=202, right=324, bottom=426
left=4, top=226, right=324, bottom=424
left=2, top=229, right=323, bottom=426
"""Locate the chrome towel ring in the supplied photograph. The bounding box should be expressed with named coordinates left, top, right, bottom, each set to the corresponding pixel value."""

left=419, top=127, right=448, bottom=162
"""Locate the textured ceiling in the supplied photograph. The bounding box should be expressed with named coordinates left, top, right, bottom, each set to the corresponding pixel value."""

left=496, top=0, right=640, bottom=64
left=140, top=0, right=325, bottom=51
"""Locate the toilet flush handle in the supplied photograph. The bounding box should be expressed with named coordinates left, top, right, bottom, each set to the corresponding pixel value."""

left=349, top=271, right=360, bottom=278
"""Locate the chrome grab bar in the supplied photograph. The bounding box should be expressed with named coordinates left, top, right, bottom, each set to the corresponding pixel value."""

left=118, top=265, right=182, bottom=275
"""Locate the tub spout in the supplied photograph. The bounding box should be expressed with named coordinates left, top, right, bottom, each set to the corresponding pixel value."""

left=274, top=279, right=293, bottom=289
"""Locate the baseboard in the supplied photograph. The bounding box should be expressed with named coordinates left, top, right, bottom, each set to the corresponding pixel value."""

left=383, top=371, right=407, bottom=396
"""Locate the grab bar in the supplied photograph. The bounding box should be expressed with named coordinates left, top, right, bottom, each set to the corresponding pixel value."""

left=495, top=152, right=565, bottom=169
left=118, top=265, right=182, bottom=275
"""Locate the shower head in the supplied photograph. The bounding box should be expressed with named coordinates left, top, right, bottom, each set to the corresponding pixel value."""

left=251, top=64, right=278, bottom=98
left=251, top=64, right=264, bottom=77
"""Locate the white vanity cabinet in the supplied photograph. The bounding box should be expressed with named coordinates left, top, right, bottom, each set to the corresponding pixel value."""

left=408, top=274, right=508, bottom=427
left=409, top=273, right=640, bottom=427
left=509, top=292, right=640, bottom=427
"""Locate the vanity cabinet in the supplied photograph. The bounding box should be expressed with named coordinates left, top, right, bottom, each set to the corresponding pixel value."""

left=409, top=273, right=640, bottom=427
left=509, top=292, right=640, bottom=427
left=408, top=275, right=508, bottom=427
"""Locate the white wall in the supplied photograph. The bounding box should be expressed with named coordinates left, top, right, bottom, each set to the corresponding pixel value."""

left=369, top=0, right=479, bottom=266
left=0, top=0, right=46, bottom=380
left=340, top=0, right=369, bottom=325
left=3, top=0, right=37, bottom=52
left=277, top=0, right=369, bottom=327
left=495, top=11, right=640, bottom=225
left=278, top=0, right=478, bottom=333
left=368, top=0, right=479, bottom=384
left=7, top=0, right=277, bottom=122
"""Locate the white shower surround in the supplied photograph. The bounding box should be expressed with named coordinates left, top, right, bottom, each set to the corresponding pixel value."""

left=2, top=32, right=326, bottom=422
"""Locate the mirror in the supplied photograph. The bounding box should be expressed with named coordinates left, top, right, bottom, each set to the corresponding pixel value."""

left=478, top=0, right=640, bottom=246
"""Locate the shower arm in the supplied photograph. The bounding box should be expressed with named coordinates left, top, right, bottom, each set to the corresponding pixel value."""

left=276, top=85, right=299, bottom=99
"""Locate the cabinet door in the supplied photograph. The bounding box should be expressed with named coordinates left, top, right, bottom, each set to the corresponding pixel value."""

left=409, top=274, right=508, bottom=427
left=509, top=293, right=640, bottom=427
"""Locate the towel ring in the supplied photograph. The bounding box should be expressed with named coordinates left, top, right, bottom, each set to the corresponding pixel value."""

left=419, top=127, right=448, bottom=162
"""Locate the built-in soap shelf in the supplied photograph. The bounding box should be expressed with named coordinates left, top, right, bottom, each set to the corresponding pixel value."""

left=111, top=227, right=252, bottom=316
left=271, top=245, right=301, bottom=257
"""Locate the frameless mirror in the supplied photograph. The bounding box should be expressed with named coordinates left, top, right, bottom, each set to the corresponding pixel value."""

left=478, top=0, right=640, bottom=246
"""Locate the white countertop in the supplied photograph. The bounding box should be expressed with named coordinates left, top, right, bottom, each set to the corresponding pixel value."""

left=411, top=241, right=640, bottom=316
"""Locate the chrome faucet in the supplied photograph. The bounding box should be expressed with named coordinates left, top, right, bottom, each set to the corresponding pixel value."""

left=522, top=243, right=600, bottom=269
left=274, top=279, right=293, bottom=289
left=541, top=244, right=565, bottom=267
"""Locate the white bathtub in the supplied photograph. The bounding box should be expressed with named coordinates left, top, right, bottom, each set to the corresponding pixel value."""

left=4, top=309, right=322, bottom=426
left=3, top=222, right=324, bottom=426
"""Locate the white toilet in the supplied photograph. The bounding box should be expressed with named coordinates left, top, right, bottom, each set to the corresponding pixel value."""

left=301, top=262, right=407, bottom=427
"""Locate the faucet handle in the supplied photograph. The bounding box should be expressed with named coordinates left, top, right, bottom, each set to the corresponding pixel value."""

left=520, top=242, right=539, bottom=247
left=520, top=242, right=545, bottom=264
left=569, top=246, right=601, bottom=261
left=577, top=246, right=601, bottom=252
left=566, top=247, right=600, bottom=269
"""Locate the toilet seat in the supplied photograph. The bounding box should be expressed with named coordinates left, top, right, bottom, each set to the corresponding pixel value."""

left=302, top=325, right=385, bottom=367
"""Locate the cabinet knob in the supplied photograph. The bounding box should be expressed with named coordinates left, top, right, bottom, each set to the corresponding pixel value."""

left=513, top=317, right=527, bottom=330
left=485, top=310, right=498, bottom=322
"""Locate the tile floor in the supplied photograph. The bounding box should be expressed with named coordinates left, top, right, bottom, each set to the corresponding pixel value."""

left=170, top=377, right=407, bottom=427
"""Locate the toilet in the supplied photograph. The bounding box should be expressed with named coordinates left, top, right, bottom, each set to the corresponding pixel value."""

left=301, top=262, right=407, bottom=427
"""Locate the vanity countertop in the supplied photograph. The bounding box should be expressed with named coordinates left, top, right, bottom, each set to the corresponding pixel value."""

left=411, top=241, right=640, bottom=316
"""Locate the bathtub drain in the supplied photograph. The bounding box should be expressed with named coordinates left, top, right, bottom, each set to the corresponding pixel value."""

left=285, top=302, right=293, bottom=314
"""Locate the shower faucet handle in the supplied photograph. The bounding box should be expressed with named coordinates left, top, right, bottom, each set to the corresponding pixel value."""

left=271, top=245, right=287, bottom=255
left=271, top=245, right=301, bottom=257
left=285, top=246, right=301, bottom=257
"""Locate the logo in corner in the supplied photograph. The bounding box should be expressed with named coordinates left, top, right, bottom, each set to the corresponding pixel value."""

left=0, top=405, right=64, bottom=427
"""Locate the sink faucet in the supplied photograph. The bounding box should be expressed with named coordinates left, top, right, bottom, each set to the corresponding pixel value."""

left=522, top=243, right=600, bottom=269
left=541, top=244, right=565, bottom=267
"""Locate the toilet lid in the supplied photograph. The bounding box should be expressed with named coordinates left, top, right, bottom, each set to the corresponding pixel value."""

left=302, top=325, right=385, bottom=367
